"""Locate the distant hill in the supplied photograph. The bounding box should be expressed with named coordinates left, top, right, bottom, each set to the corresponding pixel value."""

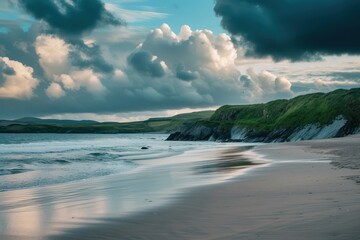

left=148, top=111, right=214, bottom=121
left=0, top=111, right=215, bottom=134
left=0, top=117, right=98, bottom=127
left=167, top=88, right=360, bottom=142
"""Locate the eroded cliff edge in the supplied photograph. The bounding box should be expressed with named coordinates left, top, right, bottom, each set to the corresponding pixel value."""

left=167, top=88, right=360, bottom=142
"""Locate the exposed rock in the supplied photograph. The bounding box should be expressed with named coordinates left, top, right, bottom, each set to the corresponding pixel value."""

left=167, top=115, right=358, bottom=143
left=167, top=124, right=214, bottom=141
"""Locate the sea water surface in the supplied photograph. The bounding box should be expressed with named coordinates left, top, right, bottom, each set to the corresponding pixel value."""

left=0, top=133, right=263, bottom=239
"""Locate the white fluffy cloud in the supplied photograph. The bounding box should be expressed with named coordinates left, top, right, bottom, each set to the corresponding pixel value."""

left=46, top=82, right=65, bottom=99
left=0, top=57, right=39, bottom=99
left=123, top=24, right=293, bottom=105
left=139, top=24, right=239, bottom=75
left=35, top=35, right=70, bottom=78
left=35, top=34, right=107, bottom=98
left=68, top=69, right=106, bottom=96
left=242, top=68, right=293, bottom=101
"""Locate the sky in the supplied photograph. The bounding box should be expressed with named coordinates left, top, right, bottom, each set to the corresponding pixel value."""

left=0, top=0, right=359, bottom=121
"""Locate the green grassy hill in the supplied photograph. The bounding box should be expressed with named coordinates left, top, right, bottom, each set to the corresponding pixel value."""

left=0, top=111, right=215, bottom=134
left=211, top=88, right=360, bottom=131
left=168, top=88, right=360, bottom=142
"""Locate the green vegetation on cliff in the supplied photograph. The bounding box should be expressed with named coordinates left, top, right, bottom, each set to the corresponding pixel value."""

left=210, top=88, right=360, bottom=132
left=167, top=88, right=360, bottom=142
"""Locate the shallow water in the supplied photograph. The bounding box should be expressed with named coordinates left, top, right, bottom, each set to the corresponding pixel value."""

left=0, top=133, right=262, bottom=239
left=0, top=133, right=214, bottom=191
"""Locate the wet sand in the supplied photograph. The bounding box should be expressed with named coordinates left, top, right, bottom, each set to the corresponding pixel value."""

left=48, top=135, right=360, bottom=240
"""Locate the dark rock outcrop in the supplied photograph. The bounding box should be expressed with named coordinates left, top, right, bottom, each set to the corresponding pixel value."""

left=167, top=124, right=214, bottom=141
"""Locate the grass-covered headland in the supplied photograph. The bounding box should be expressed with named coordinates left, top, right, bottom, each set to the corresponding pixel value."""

left=167, top=88, right=360, bottom=142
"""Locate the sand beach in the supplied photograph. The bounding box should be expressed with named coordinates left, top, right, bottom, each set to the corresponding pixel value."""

left=48, top=135, right=360, bottom=240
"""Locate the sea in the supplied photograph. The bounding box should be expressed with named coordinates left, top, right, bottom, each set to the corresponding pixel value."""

left=0, top=133, right=263, bottom=239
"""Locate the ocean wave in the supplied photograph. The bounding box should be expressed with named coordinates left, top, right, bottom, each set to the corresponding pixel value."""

left=0, top=168, right=32, bottom=176
left=0, top=133, right=207, bottom=191
left=39, top=159, right=72, bottom=165
left=0, top=159, right=138, bottom=191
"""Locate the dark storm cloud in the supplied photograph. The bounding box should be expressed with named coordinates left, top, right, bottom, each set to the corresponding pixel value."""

left=0, top=60, right=15, bottom=84
left=0, top=61, right=15, bottom=76
left=127, top=51, right=165, bottom=78
left=239, top=75, right=252, bottom=88
left=214, top=0, right=360, bottom=60
left=328, top=72, right=360, bottom=81
left=68, top=39, right=114, bottom=74
left=0, top=24, right=44, bottom=77
left=176, top=65, right=197, bottom=81
left=0, top=85, right=212, bottom=119
left=18, top=0, right=123, bottom=35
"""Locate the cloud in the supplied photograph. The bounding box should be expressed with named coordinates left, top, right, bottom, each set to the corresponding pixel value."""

left=0, top=59, right=15, bottom=76
left=35, top=34, right=107, bottom=97
left=0, top=22, right=113, bottom=100
left=35, top=34, right=70, bottom=78
left=46, top=82, right=65, bottom=99
left=240, top=68, right=293, bottom=101
left=68, top=39, right=115, bottom=74
left=18, top=0, right=123, bottom=36
left=291, top=78, right=360, bottom=94
left=0, top=57, right=39, bottom=99
left=327, top=71, right=360, bottom=81
left=0, top=24, right=43, bottom=77
left=104, top=3, right=167, bottom=23
left=123, top=24, right=293, bottom=105
left=120, top=24, right=242, bottom=106
left=214, top=0, right=360, bottom=60
left=127, top=50, right=166, bottom=78
left=175, top=65, right=197, bottom=81
left=53, top=69, right=107, bottom=98
left=51, top=69, right=106, bottom=97
left=67, top=69, right=106, bottom=96
left=55, top=74, right=77, bottom=90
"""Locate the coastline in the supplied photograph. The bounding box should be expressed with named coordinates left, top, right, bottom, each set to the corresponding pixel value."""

left=0, top=136, right=262, bottom=240
left=47, top=135, right=360, bottom=240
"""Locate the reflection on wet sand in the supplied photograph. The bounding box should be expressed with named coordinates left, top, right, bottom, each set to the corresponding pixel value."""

left=0, top=185, right=110, bottom=238
left=0, top=190, right=43, bottom=238
left=195, top=146, right=265, bottom=174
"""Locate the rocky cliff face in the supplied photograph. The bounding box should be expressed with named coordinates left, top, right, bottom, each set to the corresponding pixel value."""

left=167, top=115, right=360, bottom=142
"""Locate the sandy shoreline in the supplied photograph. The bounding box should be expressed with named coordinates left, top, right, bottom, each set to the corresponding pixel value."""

left=46, top=135, right=360, bottom=240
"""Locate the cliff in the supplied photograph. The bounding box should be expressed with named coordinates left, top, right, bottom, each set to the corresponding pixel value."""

left=167, top=88, right=360, bottom=142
